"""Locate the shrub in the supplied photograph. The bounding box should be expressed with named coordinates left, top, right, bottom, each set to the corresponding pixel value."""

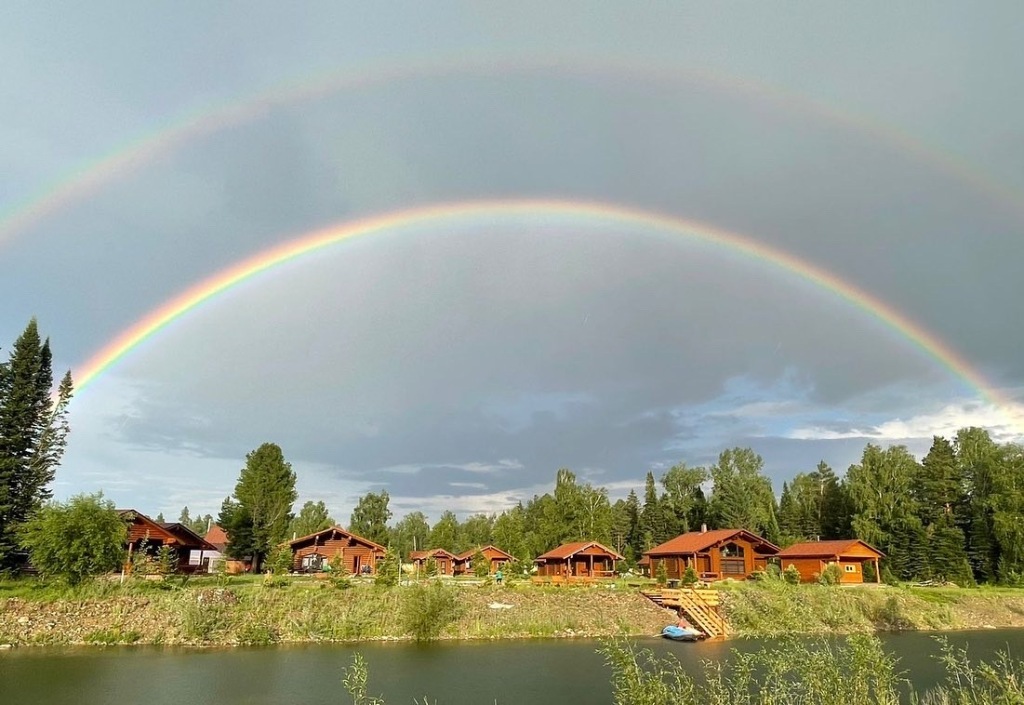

left=473, top=550, right=490, bottom=579
left=818, top=563, right=842, bottom=586
left=655, top=560, right=668, bottom=586
left=269, top=546, right=292, bottom=575
left=783, top=564, right=801, bottom=585
left=157, top=545, right=177, bottom=575
left=424, top=558, right=439, bottom=578
left=681, top=565, right=699, bottom=586
left=400, top=582, right=463, bottom=641
left=375, top=552, right=400, bottom=587
left=18, top=493, right=127, bottom=585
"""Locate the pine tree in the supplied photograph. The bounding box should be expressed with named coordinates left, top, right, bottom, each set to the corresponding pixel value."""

left=289, top=500, right=334, bottom=539
left=217, top=443, right=297, bottom=571
left=708, top=448, right=777, bottom=537
left=349, top=491, right=392, bottom=547
left=0, top=320, right=74, bottom=570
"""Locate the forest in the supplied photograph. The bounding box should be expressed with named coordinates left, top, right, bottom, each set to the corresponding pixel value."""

left=335, top=431, right=1024, bottom=587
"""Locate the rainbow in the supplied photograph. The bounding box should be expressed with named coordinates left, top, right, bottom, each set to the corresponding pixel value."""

left=4, top=54, right=1024, bottom=250
left=73, top=199, right=1018, bottom=435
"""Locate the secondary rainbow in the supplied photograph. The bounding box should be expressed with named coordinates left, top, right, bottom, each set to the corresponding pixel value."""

left=73, top=199, right=1012, bottom=426
left=4, top=54, right=1023, bottom=251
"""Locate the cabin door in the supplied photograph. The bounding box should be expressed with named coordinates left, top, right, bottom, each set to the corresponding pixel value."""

left=352, top=555, right=361, bottom=574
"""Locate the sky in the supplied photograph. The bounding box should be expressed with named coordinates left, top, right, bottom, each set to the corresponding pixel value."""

left=2, top=3, right=1023, bottom=523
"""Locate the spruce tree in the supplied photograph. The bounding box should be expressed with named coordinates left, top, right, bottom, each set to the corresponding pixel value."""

left=0, top=320, right=73, bottom=570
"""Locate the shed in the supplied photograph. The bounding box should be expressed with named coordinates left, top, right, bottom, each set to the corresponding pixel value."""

left=776, top=539, right=884, bottom=583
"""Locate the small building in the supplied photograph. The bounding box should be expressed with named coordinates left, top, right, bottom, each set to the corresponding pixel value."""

left=644, top=528, right=780, bottom=582
left=287, top=526, right=386, bottom=575
left=534, top=541, right=623, bottom=578
left=776, top=539, right=884, bottom=584
left=119, top=510, right=218, bottom=574
left=410, top=548, right=457, bottom=576
left=453, top=545, right=515, bottom=575
left=188, top=523, right=251, bottom=574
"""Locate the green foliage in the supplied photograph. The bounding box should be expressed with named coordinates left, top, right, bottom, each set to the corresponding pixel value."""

left=218, top=443, right=297, bottom=571
left=269, top=545, right=292, bottom=575
left=783, top=564, right=801, bottom=585
left=818, top=563, right=842, bottom=586
left=18, top=492, right=126, bottom=584
left=472, top=549, right=490, bottom=578
left=0, top=320, right=73, bottom=571
left=681, top=565, right=699, bottom=586
left=400, top=581, right=463, bottom=641
left=342, top=653, right=386, bottom=705
left=349, top=491, right=392, bottom=547
left=654, top=559, right=668, bottom=586
left=84, top=627, right=142, bottom=644
left=156, top=545, right=177, bottom=575
left=390, top=511, right=431, bottom=563
left=178, top=506, right=213, bottom=536
left=375, top=550, right=399, bottom=587
left=289, top=500, right=334, bottom=540
left=708, top=448, right=777, bottom=537
left=424, top=557, right=438, bottom=578
left=428, top=511, right=459, bottom=552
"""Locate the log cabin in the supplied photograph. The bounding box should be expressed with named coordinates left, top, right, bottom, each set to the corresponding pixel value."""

left=118, top=510, right=218, bottom=574
left=287, top=526, right=386, bottom=575
left=776, top=539, right=884, bottom=583
left=534, top=541, right=623, bottom=578
left=452, top=545, right=515, bottom=575
left=410, top=548, right=457, bottom=576
left=644, top=527, right=780, bottom=582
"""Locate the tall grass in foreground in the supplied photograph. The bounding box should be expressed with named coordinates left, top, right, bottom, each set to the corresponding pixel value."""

left=339, top=635, right=1024, bottom=704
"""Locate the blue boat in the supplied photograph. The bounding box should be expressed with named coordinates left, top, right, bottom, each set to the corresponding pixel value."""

left=661, top=624, right=703, bottom=641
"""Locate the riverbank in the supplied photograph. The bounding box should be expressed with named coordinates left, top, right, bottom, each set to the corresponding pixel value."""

left=0, top=576, right=669, bottom=647
left=4, top=575, right=1024, bottom=648
left=718, top=579, right=1024, bottom=637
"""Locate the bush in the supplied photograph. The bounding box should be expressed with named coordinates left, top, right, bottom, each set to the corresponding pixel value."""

left=818, top=563, right=842, bottom=586
left=269, top=546, right=292, bottom=575
left=375, top=552, right=400, bottom=587
left=18, top=493, right=127, bottom=585
left=681, top=565, right=699, bottom=586
left=157, top=545, right=177, bottom=575
left=655, top=560, right=668, bottom=586
left=473, top=550, right=490, bottom=579
left=783, top=564, right=801, bottom=585
left=400, top=582, right=462, bottom=641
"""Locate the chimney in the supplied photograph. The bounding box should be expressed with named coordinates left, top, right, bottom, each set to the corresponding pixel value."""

left=700, top=523, right=707, bottom=534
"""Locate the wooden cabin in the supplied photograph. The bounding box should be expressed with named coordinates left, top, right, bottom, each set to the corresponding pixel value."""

left=453, top=545, right=515, bottom=575
left=287, top=526, right=386, bottom=575
left=410, top=548, right=457, bottom=576
left=119, top=510, right=218, bottom=574
left=534, top=541, right=623, bottom=578
left=776, top=539, right=884, bottom=584
left=644, top=528, right=780, bottom=582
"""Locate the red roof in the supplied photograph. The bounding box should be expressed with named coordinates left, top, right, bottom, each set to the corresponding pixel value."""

left=777, top=539, right=884, bottom=559
left=410, top=548, right=456, bottom=561
left=159, top=522, right=217, bottom=551
left=204, top=524, right=229, bottom=551
left=644, top=529, right=780, bottom=557
left=535, top=541, right=624, bottom=561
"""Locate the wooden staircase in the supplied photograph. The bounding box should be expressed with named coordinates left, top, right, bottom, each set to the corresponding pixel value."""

left=641, top=587, right=728, bottom=638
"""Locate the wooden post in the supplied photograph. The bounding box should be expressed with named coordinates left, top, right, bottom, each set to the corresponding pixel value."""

left=875, top=558, right=881, bottom=584
left=589, top=554, right=594, bottom=578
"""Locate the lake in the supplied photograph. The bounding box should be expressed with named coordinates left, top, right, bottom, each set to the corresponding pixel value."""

left=3, top=630, right=1022, bottom=704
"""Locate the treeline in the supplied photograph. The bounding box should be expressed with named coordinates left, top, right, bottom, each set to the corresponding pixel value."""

left=328, top=430, right=1023, bottom=586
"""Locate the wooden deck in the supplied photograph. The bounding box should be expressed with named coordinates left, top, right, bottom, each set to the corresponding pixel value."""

left=642, top=587, right=729, bottom=639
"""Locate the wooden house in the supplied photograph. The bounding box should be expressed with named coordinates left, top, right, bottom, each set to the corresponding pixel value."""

left=453, top=545, right=515, bottom=575
left=410, top=548, right=457, bottom=576
left=534, top=541, right=623, bottom=578
left=287, top=526, right=386, bottom=575
left=776, top=539, right=884, bottom=584
left=119, top=510, right=218, bottom=574
left=187, top=523, right=251, bottom=574
left=644, top=528, right=780, bottom=582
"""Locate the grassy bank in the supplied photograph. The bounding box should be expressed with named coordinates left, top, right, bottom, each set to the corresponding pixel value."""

left=718, top=580, right=1024, bottom=638
left=0, top=575, right=669, bottom=647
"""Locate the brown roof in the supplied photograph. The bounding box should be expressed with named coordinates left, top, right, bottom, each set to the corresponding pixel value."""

left=159, top=522, right=217, bottom=551
left=777, top=539, right=885, bottom=559
left=535, top=541, right=624, bottom=561
left=287, top=525, right=387, bottom=552
left=453, top=545, right=515, bottom=562
left=644, top=529, right=780, bottom=557
left=204, top=524, right=229, bottom=551
left=410, top=548, right=456, bottom=561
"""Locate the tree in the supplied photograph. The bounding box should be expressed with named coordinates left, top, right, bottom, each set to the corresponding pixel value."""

left=217, top=443, right=297, bottom=571
left=492, top=503, right=528, bottom=561
left=289, top=500, right=335, bottom=539
left=661, top=463, right=709, bottom=534
left=639, top=472, right=672, bottom=549
left=0, top=320, right=74, bottom=570
left=472, top=549, right=489, bottom=578
left=18, top=493, right=126, bottom=584
left=429, top=510, right=460, bottom=550
left=155, top=512, right=165, bottom=523
left=956, top=428, right=1002, bottom=582
left=459, top=513, right=495, bottom=553
left=708, top=448, right=777, bottom=537
left=391, top=511, right=431, bottom=562
left=349, top=491, right=392, bottom=547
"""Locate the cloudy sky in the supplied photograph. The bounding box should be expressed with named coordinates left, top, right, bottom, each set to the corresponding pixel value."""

left=2, top=3, right=1023, bottom=522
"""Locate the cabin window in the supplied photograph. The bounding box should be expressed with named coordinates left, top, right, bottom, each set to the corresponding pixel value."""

left=301, top=553, right=325, bottom=571
left=845, top=564, right=857, bottom=573
left=720, top=543, right=746, bottom=558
